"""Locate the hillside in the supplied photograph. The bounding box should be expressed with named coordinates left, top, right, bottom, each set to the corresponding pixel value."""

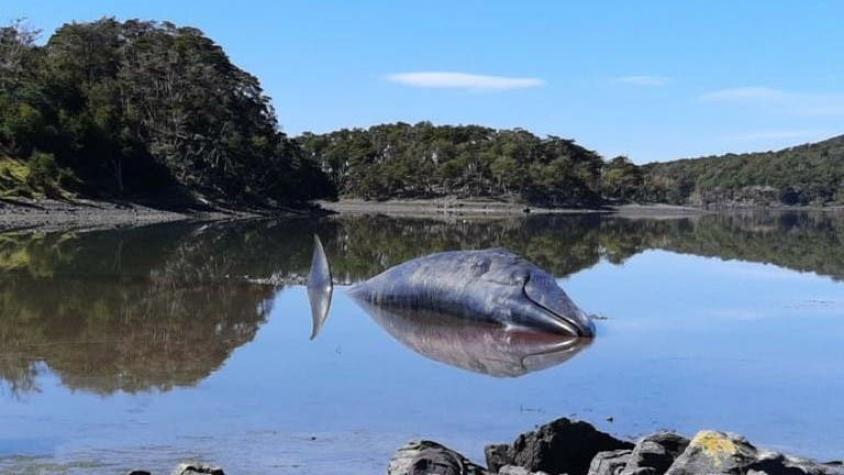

left=296, top=122, right=609, bottom=207
left=641, top=135, right=844, bottom=207
left=0, top=19, right=334, bottom=207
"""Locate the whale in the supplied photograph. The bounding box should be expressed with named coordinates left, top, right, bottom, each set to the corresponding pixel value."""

left=307, top=235, right=596, bottom=341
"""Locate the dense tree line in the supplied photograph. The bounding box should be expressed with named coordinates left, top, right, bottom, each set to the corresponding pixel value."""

left=297, top=121, right=844, bottom=208
left=640, top=135, right=844, bottom=207
left=296, top=122, right=610, bottom=207
left=2, top=19, right=840, bottom=208
left=0, top=19, right=333, bottom=203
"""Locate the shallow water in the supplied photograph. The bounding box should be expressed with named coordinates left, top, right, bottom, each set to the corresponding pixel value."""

left=1, top=212, right=843, bottom=474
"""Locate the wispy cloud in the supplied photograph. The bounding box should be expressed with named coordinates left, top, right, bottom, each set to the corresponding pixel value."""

left=616, top=75, right=671, bottom=87
left=385, top=72, right=544, bottom=92
left=700, top=86, right=785, bottom=101
left=700, top=86, right=844, bottom=116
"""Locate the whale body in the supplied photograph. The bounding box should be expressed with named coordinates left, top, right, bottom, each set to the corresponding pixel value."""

left=307, top=238, right=595, bottom=339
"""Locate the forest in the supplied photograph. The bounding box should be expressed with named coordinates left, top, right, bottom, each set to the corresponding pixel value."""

left=296, top=122, right=618, bottom=207
left=298, top=123, right=844, bottom=208
left=641, top=135, right=844, bottom=207
left=0, top=18, right=333, bottom=205
left=1, top=18, right=841, bottom=209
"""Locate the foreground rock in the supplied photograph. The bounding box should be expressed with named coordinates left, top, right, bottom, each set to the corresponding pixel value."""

left=485, top=418, right=633, bottom=475
left=622, top=432, right=690, bottom=475
left=390, top=418, right=844, bottom=475
left=665, top=431, right=844, bottom=475
left=587, top=449, right=633, bottom=475
left=388, top=440, right=488, bottom=475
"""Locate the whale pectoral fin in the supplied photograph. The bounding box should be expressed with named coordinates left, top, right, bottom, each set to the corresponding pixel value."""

left=307, top=234, right=333, bottom=340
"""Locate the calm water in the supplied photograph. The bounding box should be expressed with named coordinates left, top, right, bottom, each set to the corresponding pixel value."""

left=1, top=212, right=843, bottom=474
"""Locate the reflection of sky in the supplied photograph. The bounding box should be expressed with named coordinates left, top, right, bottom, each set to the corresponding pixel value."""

left=2, top=250, right=844, bottom=473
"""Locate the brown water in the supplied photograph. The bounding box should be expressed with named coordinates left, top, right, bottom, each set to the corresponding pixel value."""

left=1, top=212, right=843, bottom=473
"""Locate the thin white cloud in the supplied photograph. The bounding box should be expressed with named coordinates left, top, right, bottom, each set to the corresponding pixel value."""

left=616, top=75, right=671, bottom=87
left=386, top=72, right=544, bottom=92
left=700, top=86, right=844, bottom=116
left=700, top=86, right=785, bottom=101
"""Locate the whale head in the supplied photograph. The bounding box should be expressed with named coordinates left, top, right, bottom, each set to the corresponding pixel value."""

left=519, top=267, right=596, bottom=338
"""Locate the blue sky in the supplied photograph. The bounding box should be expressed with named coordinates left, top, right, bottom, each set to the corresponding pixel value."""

left=4, top=1, right=843, bottom=162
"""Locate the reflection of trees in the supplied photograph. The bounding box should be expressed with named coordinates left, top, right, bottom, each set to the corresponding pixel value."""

left=320, top=214, right=604, bottom=281
left=0, top=225, right=278, bottom=396
left=321, top=212, right=844, bottom=282
left=1, top=210, right=842, bottom=395
left=596, top=212, right=844, bottom=281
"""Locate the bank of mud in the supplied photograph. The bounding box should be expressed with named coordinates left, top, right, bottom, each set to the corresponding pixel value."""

left=0, top=197, right=322, bottom=231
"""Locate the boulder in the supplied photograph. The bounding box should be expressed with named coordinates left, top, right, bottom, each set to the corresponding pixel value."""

left=746, top=452, right=844, bottom=475
left=587, top=450, right=632, bottom=475
left=171, top=463, right=225, bottom=475
left=621, top=433, right=689, bottom=475
left=485, top=418, right=633, bottom=475
left=660, top=430, right=844, bottom=475
left=485, top=444, right=513, bottom=473
left=664, top=431, right=757, bottom=475
left=498, top=465, right=551, bottom=475
left=388, top=440, right=489, bottom=475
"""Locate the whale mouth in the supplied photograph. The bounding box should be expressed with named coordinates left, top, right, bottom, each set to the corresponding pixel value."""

left=522, top=274, right=595, bottom=338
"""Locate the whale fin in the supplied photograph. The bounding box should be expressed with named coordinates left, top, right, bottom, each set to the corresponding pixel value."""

left=307, top=234, right=333, bottom=340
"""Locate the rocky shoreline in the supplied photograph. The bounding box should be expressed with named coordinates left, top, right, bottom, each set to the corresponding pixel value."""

left=387, top=418, right=843, bottom=475
left=127, top=418, right=843, bottom=475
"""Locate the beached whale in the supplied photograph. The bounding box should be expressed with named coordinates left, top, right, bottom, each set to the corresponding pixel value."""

left=307, top=236, right=595, bottom=340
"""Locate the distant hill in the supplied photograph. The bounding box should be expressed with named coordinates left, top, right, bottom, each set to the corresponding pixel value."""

left=641, top=135, right=844, bottom=207
left=298, top=124, right=844, bottom=209
left=296, top=122, right=607, bottom=207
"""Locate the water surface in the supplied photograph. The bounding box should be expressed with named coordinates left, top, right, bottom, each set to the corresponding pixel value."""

left=1, top=212, right=843, bottom=473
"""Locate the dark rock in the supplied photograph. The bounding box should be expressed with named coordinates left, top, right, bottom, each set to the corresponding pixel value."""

left=621, top=433, right=689, bottom=475
left=127, top=471, right=152, bottom=475
left=485, top=444, right=513, bottom=473
left=588, top=450, right=632, bottom=475
left=487, top=418, right=633, bottom=475
left=748, top=452, right=844, bottom=475
left=388, top=440, right=489, bottom=475
left=171, top=463, right=225, bottom=475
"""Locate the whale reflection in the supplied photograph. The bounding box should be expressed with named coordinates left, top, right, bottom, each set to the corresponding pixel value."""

left=354, top=299, right=592, bottom=377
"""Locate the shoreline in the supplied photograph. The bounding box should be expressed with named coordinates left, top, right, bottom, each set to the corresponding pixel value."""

left=318, top=198, right=707, bottom=217
left=0, top=197, right=316, bottom=232
left=2, top=196, right=841, bottom=232
left=319, top=198, right=844, bottom=217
